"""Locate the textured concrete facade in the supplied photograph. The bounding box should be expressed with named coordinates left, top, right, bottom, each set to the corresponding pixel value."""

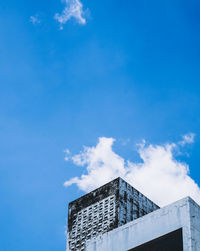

left=86, top=197, right=200, bottom=251
left=118, top=178, right=159, bottom=227
left=67, top=177, right=159, bottom=251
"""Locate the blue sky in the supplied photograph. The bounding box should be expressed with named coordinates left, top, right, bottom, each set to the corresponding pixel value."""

left=1, top=0, right=200, bottom=250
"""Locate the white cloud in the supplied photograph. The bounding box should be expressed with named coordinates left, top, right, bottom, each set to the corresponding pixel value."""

left=179, top=133, right=195, bottom=146
left=64, top=135, right=200, bottom=207
left=119, top=138, right=131, bottom=146
left=64, top=149, right=71, bottom=161
left=65, top=138, right=125, bottom=191
left=55, top=0, right=86, bottom=29
left=30, top=15, right=41, bottom=25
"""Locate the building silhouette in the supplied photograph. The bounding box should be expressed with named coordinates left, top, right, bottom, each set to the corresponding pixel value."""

left=67, top=177, right=159, bottom=250
left=67, top=178, right=200, bottom=251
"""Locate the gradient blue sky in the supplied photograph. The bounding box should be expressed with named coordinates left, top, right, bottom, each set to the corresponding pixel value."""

left=1, top=0, right=200, bottom=250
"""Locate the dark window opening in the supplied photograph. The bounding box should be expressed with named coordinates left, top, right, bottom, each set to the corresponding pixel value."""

left=128, top=228, right=183, bottom=251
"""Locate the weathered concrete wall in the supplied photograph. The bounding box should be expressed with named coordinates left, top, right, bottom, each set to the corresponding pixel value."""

left=86, top=197, right=199, bottom=251
left=68, top=178, right=119, bottom=232
left=67, top=178, right=119, bottom=251
left=118, top=178, right=159, bottom=226
left=189, top=198, right=200, bottom=251
left=67, top=177, right=159, bottom=251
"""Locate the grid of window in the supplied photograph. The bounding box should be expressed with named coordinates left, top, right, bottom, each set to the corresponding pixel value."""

left=68, top=195, right=116, bottom=251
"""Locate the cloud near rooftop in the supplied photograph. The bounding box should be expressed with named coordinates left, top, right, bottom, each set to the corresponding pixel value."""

left=64, top=134, right=200, bottom=207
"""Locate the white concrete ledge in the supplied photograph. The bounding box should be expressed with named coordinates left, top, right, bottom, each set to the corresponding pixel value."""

left=86, top=197, right=200, bottom=251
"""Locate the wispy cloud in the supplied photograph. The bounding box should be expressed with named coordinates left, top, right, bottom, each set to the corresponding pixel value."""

left=179, top=132, right=195, bottom=146
left=63, top=149, right=71, bottom=161
left=119, top=138, right=131, bottom=146
left=30, top=15, right=41, bottom=25
left=55, top=0, right=86, bottom=29
left=64, top=134, right=200, bottom=207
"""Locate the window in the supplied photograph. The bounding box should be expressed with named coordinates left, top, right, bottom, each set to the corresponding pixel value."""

left=128, top=228, right=183, bottom=251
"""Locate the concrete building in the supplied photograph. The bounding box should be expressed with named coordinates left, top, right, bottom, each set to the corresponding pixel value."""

left=86, top=197, right=200, bottom=251
left=67, top=178, right=200, bottom=251
left=67, top=177, right=159, bottom=251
